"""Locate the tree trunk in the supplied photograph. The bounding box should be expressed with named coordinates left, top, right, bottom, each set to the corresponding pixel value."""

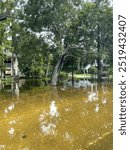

left=97, top=59, right=102, bottom=81
left=97, top=24, right=102, bottom=81
left=51, top=54, right=65, bottom=86
left=45, top=62, right=50, bottom=79
left=71, top=62, right=74, bottom=86
left=11, top=52, right=15, bottom=78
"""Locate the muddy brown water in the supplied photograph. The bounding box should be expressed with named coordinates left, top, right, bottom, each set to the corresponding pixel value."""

left=0, top=80, right=113, bottom=150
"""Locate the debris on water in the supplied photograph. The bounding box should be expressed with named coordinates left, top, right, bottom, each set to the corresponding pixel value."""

left=21, top=132, right=27, bottom=139
left=22, top=134, right=27, bottom=139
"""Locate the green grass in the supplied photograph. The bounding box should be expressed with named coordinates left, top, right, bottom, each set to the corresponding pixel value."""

left=74, top=74, right=91, bottom=78
left=68, top=73, right=94, bottom=79
left=68, top=73, right=113, bottom=80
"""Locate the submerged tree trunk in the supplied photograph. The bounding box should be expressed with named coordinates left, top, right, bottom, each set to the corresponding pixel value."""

left=97, top=59, right=102, bottom=81
left=51, top=54, right=65, bottom=86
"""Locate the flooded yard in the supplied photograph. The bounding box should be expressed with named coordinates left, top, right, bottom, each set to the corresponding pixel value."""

left=0, top=80, right=113, bottom=150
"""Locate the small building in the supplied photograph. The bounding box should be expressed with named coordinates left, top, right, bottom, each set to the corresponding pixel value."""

left=0, top=50, right=20, bottom=78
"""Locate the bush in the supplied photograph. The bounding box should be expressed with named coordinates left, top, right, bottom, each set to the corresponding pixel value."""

left=89, top=66, right=97, bottom=74
left=59, top=72, right=68, bottom=80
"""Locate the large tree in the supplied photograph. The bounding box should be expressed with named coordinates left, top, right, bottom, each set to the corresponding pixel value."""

left=75, top=0, right=113, bottom=80
left=23, top=0, right=82, bottom=85
left=12, top=0, right=112, bottom=84
left=17, top=31, right=50, bottom=78
left=92, top=0, right=113, bottom=80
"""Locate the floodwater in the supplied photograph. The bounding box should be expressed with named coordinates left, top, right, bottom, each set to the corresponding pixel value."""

left=0, top=80, right=113, bottom=150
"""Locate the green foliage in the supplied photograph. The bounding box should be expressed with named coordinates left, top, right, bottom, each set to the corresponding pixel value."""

left=89, top=66, right=98, bottom=74
left=0, top=1, right=14, bottom=75
left=17, top=32, right=50, bottom=78
left=0, top=0, right=113, bottom=82
left=59, top=72, right=68, bottom=80
left=1, top=76, right=13, bottom=83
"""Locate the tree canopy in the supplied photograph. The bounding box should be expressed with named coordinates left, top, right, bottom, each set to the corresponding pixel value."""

left=0, top=0, right=113, bottom=85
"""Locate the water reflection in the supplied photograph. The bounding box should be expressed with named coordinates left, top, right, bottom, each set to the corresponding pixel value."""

left=50, top=101, right=59, bottom=117
left=39, top=101, right=60, bottom=136
left=0, top=80, right=112, bottom=150
left=8, top=128, right=15, bottom=137
left=40, top=122, right=56, bottom=136
left=9, top=120, right=16, bottom=125
left=14, top=82, right=19, bottom=99
left=87, top=83, right=98, bottom=102
left=95, top=104, right=99, bottom=112
left=0, top=145, right=6, bottom=149
left=102, top=98, right=107, bottom=104
left=63, top=132, right=74, bottom=143
left=0, top=80, right=24, bottom=100
left=4, top=103, right=15, bottom=114
left=64, top=80, right=92, bottom=88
